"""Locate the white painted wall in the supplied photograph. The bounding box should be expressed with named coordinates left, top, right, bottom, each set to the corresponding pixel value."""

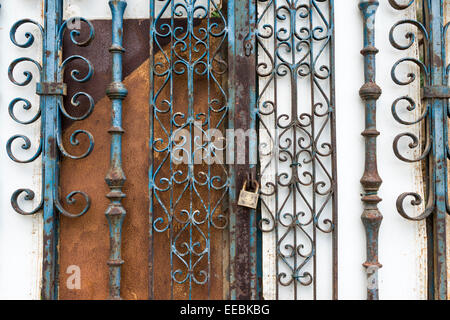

left=0, top=0, right=433, bottom=299
left=0, top=0, right=43, bottom=299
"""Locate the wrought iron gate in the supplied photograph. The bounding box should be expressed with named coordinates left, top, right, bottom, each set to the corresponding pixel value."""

left=388, top=0, right=449, bottom=300
left=148, top=0, right=339, bottom=300
left=7, top=0, right=448, bottom=301
left=148, top=0, right=232, bottom=300
left=8, top=0, right=95, bottom=299
left=7, top=0, right=338, bottom=300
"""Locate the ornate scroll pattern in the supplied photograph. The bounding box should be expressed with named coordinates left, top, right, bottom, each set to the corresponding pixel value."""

left=149, top=0, right=229, bottom=299
left=256, top=0, right=337, bottom=299
left=390, top=0, right=432, bottom=221
left=389, top=0, right=449, bottom=300
left=8, top=17, right=95, bottom=217
left=7, top=0, right=94, bottom=299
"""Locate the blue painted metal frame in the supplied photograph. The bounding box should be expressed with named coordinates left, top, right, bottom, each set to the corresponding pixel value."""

left=389, top=0, right=448, bottom=300
left=105, top=0, right=128, bottom=300
left=359, top=0, right=383, bottom=300
left=8, top=0, right=95, bottom=299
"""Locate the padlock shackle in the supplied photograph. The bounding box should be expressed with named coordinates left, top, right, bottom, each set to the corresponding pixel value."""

left=243, top=179, right=259, bottom=193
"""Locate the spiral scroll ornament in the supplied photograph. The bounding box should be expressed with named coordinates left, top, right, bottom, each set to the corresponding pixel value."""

left=256, top=0, right=337, bottom=299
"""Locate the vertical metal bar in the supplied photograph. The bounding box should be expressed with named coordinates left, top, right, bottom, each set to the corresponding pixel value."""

left=229, top=0, right=258, bottom=300
left=227, top=0, right=236, bottom=300
left=329, top=0, right=338, bottom=300
left=105, top=0, right=128, bottom=300
left=426, top=0, right=447, bottom=300
left=359, top=0, right=383, bottom=300
left=41, top=0, right=63, bottom=300
left=148, top=0, right=155, bottom=301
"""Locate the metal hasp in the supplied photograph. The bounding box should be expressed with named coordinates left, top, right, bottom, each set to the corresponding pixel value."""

left=389, top=0, right=448, bottom=300
left=358, top=0, right=382, bottom=300
left=7, top=0, right=95, bottom=299
left=105, top=0, right=128, bottom=300
left=256, top=0, right=338, bottom=299
left=149, top=0, right=231, bottom=299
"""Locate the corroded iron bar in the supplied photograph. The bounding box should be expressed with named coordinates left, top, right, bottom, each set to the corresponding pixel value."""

left=228, top=0, right=258, bottom=300
left=425, top=0, right=447, bottom=300
left=359, top=0, right=383, bottom=300
left=105, top=0, right=128, bottom=300
left=41, top=0, right=64, bottom=300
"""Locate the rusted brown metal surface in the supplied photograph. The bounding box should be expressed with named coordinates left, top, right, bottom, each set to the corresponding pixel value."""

left=60, top=19, right=226, bottom=300
left=60, top=19, right=150, bottom=300
left=228, top=0, right=258, bottom=300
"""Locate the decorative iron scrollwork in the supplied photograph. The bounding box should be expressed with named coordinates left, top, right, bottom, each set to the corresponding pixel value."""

left=149, top=0, right=230, bottom=299
left=256, top=0, right=337, bottom=299
left=389, top=0, right=448, bottom=300
left=7, top=0, right=94, bottom=299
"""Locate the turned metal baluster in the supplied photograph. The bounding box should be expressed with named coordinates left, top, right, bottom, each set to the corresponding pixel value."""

left=359, top=0, right=383, bottom=300
left=105, top=0, right=128, bottom=300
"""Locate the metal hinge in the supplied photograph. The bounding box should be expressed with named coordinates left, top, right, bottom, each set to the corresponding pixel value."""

left=36, top=82, right=67, bottom=96
left=422, top=86, right=450, bottom=99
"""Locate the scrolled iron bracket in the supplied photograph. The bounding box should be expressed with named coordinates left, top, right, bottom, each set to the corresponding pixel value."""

left=389, top=0, right=448, bottom=300
left=7, top=0, right=95, bottom=299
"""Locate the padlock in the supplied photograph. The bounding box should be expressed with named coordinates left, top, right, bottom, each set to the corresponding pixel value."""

left=238, top=180, right=259, bottom=209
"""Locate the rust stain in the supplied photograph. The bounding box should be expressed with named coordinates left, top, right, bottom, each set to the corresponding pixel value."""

left=59, top=19, right=227, bottom=300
